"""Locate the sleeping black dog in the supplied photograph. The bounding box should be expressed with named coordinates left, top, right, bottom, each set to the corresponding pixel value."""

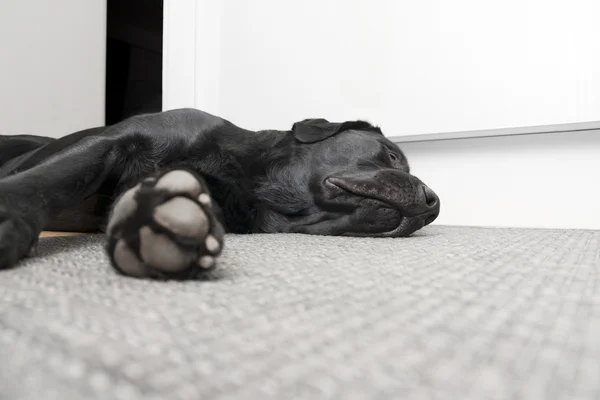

left=0, top=108, right=440, bottom=279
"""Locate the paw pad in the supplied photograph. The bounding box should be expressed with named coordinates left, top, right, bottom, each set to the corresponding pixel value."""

left=106, top=170, right=224, bottom=279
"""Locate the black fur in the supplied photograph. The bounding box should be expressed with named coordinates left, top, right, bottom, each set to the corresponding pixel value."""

left=0, top=108, right=440, bottom=269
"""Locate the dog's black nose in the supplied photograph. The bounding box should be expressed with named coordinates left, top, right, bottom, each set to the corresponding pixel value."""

left=421, top=185, right=440, bottom=226
left=423, top=186, right=439, bottom=208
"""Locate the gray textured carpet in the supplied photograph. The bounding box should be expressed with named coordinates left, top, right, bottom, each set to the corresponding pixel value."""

left=1, top=226, right=599, bottom=400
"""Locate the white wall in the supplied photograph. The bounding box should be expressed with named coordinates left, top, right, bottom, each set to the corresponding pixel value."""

left=0, top=1, right=106, bottom=138
left=191, top=0, right=600, bottom=137
left=400, top=131, right=600, bottom=230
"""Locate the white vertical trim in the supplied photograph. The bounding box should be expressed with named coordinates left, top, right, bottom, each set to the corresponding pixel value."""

left=163, top=0, right=223, bottom=114
left=193, top=0, right=223, bottom=115
left=162, top=0, right=197, bottom=111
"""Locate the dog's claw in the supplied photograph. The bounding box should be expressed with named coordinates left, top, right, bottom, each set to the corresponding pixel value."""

left=106, top=170, right=224, bottom=280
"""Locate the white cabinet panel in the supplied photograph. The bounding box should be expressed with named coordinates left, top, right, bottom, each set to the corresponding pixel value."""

left=165, top=0, right=600, bottom=138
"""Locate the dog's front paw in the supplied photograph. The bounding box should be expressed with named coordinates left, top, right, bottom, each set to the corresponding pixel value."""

left=0, top=210, right=39, bottom=270
left=106, top=170, right=224, bottom=280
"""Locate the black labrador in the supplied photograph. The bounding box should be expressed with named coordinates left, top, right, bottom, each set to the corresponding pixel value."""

left=0, top=108, right=440, bottom=279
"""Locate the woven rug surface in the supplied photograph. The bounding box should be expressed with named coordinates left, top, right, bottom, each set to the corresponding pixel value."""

left=1, top=226, right=599, bottom=399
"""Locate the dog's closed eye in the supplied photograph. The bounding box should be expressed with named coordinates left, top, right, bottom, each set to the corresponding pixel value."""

left=386, top=150, right=409, bottom=172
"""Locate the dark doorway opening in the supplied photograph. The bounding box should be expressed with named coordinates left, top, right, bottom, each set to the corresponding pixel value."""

left=105, top=0, right=163, bottom=125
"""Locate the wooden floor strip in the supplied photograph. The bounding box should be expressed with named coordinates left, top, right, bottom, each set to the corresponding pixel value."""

left=39, top=232, right=89, bottom=238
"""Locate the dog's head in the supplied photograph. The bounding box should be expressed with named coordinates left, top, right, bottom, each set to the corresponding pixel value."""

left=254, top=118, right=440, bottom=237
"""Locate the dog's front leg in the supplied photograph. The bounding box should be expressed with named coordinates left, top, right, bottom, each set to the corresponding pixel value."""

left=0, top=136, right=118, bottom=269
left=105, top=169, right=225, bottom=280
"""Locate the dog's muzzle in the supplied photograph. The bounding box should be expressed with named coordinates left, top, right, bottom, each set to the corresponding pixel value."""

left=324, top=169, right=441, bottom=236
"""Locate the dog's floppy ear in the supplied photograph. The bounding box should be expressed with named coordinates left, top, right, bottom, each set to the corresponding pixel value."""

left=291, top=118, right=340, bottom=144
left=291, top=118, right=382, bottom=143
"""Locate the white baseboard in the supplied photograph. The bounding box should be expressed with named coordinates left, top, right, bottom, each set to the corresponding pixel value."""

left=392, top=120, right=600, bottom=143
